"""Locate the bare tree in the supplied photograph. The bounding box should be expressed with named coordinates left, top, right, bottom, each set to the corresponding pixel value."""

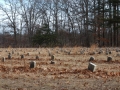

left=19, top=0, right=44, bottom=45
left=0, top=0, right=20, bottom=46
left=0, top=0, right=119, bottom=47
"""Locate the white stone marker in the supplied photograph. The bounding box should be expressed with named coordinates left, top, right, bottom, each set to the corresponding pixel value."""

left=30, top=61, right=36, bottom=68
left=88, top=62, right=97, bottom=72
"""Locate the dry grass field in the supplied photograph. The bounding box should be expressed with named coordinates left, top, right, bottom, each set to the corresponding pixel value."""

left=0, top=46, right=120, bottom=90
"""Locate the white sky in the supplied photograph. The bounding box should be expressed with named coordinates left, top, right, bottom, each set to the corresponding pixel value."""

left=0, top=0, right=5, bottom=4
left=0, top=0, right=5, bottom=20
left=0, top=0, right=10, bottom=33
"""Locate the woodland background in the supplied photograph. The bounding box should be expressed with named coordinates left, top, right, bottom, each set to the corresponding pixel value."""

left=0, top=0, right=120, bottom=47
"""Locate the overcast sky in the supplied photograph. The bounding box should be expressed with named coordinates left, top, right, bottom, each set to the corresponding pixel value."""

left=0, top=0, right=4, bottom=4
left=0, top=0, right=5, bottom=18
left=0, top=0, right=5, bottom=33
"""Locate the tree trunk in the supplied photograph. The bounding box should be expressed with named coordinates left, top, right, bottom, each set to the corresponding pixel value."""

left=113, top=4, right=116, bottom=47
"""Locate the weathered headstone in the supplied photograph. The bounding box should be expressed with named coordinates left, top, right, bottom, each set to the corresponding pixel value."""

left=27, top=53, right=29, bottom=56
left=50, top=60, right=55, bottom=64
left=106, top=51, right=110, bottom=55
left=21, top=55, right=24, bottom=59
left=8, top=54, right=11, bottom=59
left=108, top=51, right=112, bottom=54
left=107, top=56, right=112, bottom=62
left=9, top=53, right=11, bottom=55
left=88, top=62, right=97, bottom=72
left=50, top=55, right=55, bottom=64
left=12, top=50, right=14, bottom=54
left=89, top=56, right=95, bottom=62
left=116, top=49, right=120, bottom=52
left=38, top=52, right=40, bottom=54
left=68, top=52, right=70, bottom=55
left=98, top=50, right=103, bottom=54
left=51, top=55, right=54, bottom=60
left=30, top=61, right=36, bottom=68
left=106, top=49, right=112, bottom=55
left=2, top=57, right=5, bottom=62
left=36, top=55, right=39, bottom=59
left=116, top=53, right=120, bottom=57
left=80, top=50, right=84, bottom=55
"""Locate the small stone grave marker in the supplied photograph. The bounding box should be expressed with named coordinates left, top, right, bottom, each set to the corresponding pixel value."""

left=50, top=60, right=55, bottom=64
left=2, top=57, right=5, bottom=62
left=30, top=61, right=36, bottom=68
left=51, top=55, right=54, bottom=60
left=107, top=56, right=112, bottom=62
left=21, top=55, right=24, bottom=59
left=116, top=53, right=120, bottom=57
left=88, top=62, right=97, bottom=72
left=68, top=51, right=70, bottom=55
left=12, top=50, right=14, bottom=54
left=36, top=55, right=39, bottom=59
left=8, top=54, right=11, bottom=59
left=50, top=55, right=55, bottom=64
left=27, top=53, right=29, bottom=56
left=98, top=50, right=103, bottom=54
left=89, top=56, right=95, bottom=62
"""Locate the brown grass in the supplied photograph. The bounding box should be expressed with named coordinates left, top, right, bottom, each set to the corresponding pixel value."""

left=89, top=43, right=98, bottom=53
left=0, top=47, right=119, bottom=90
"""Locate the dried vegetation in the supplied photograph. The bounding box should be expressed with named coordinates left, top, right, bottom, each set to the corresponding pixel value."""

left=0, top=46, right=120, bottom=90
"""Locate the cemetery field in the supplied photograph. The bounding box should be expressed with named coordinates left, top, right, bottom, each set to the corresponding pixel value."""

left=0, top=47, right=120, bottom=90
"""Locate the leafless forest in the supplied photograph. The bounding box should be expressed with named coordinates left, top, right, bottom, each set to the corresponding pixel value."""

left=0, top=0, right=119, bottom=47
left=0, top=0, right=120, bottom=90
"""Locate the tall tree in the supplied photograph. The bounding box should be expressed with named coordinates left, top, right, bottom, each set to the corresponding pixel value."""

left=19, top=0, right=43, bottom=45
left=0, top=0, right=20, bottom=46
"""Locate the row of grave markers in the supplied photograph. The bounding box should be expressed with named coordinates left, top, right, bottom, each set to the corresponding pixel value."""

left=1, top=54, right=114, bottom=72
left=1, top=47, right=120, bottom=56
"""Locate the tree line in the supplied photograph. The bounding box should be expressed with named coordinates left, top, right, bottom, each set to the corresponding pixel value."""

left=0, top=0, right=119, bottom=47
